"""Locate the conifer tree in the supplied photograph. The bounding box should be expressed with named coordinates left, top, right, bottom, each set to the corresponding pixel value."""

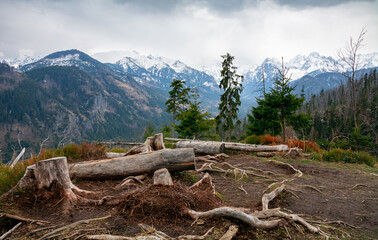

left=165, top=79, right=191, bottom=137
left=247, top=58, right=308, bottom=142
left=216, top=53, right=243, bottom=139
left=176, top=89, right=213, bottom=139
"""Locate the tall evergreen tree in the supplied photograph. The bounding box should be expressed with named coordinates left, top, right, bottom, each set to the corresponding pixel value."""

left=247, top=58, right=307, bottom=142
left=165, top=79, right=190, bottom=137
left=216, top=53, right=243, bottom=139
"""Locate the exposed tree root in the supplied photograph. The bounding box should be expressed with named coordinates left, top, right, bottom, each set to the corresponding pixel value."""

left=251, top=208, right=319, bottom=233
left=190, top=159, right=322, bottom=235
left=38, top=215, right=111, bottom=240
left=0, top=222, right=22, bottom=240
left=0, top=213, right=49, bottom=224
left=86, top=225, right=213, bottom=240
left=219, top=225, right=238, bottom=240
left=187, top=207, right=282, bottom=229
left=238, top=185, right=248, bottom=195
left=351, top=183, right=368, bottom=189
left=197, top=162, right=269, bottom=179
left=189, top=173, right=215, bottom=193
left=299, top=184, right=323, bottom=193
left=267, top=160, right=303, bottom=178
left=262, top=184, right=285, bottom=210
left=115, top=175, right=146, bottom=189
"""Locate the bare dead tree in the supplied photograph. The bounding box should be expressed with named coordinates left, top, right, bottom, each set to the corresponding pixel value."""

left=38, top=136, right=50, bottom=157
left=260, top=65, right=266, bottom=96
left=337, top=28, right=367, bottom=128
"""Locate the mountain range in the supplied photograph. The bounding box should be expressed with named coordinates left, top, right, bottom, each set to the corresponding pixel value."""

left=1, top=49, right=378, bottom=161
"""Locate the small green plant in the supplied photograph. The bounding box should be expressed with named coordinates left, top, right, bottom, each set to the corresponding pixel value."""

left=245, top=134, right=263, bottom=144
left=322, top=148, right=376, bottom=167
left=310, top=151, right=323, bottom=161
left=215, top=191, right=227, bottom=201
left=180, top=171, right=197, bottom=183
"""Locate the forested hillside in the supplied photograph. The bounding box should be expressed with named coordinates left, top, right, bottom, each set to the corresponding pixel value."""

left=300, top=69, right=377, bottom=153
left=0, top=59, right=169, bottom=162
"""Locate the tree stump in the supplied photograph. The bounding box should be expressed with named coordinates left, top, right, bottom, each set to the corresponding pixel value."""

left=1, top=157, right=98, bottom=214
left=125, top=133, right=165, bottom=156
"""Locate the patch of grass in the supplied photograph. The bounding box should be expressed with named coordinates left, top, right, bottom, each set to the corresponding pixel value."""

left=323, top=148, right=376, bottom=167
left=0, top=158, right=36, bottom=196
left=179, top=171, right=198, bottom=183
left=164, top=142, right=176, bottom=149
left=108, top=147, right=127, bottom=153
left=215, top=191, right=227, bottom=201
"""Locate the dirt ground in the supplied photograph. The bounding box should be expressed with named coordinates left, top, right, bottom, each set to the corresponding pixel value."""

left=1, top=153, right=377, bottom=239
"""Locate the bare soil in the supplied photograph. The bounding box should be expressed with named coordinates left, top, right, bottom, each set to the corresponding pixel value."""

left=1, top=153, right=377, bottom=239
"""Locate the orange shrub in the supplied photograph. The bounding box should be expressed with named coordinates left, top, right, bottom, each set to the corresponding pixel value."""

left=260, top=134, right=283, bottom=145
left=287, top=139, right=320, bottom=152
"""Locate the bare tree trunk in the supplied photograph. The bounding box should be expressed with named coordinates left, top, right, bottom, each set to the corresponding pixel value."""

left=70, top=148, right=195, bottom=179
left=176, top=140, right=225, bottom=155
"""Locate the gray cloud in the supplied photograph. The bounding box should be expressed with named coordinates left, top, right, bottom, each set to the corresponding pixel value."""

left=273, top=0, right=374, bottom=9
left=0, top=0, right=377, bottom=67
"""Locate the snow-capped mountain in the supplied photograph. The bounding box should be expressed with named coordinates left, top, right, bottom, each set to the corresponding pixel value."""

left=111, top=51, right=219, bottom=90
left=108, top=52, right=221, bottom=113
left=1, top=55, right=41, bottom=69
left=20, top=49, right=106, bottom=72
left=3, top=49, right=378, bottom=117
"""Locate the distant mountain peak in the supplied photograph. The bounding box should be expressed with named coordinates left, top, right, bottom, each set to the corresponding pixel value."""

left=19, top=49, right=105, bottom=72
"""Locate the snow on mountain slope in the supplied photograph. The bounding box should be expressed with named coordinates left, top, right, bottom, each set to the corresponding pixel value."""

left=204, top=52, right=378, bottom=85
left=1, top=55, right=41, bottom=68
left=20, top=49, right=106, bottom=72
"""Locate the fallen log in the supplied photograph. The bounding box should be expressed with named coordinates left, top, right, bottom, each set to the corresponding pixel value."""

left=70, top=148, right=195, bottom=179
left=166, top=138, right=289, bottom=152
left=106, top=152, right=126, bottom=158
left=225, top=144, right=288, bottom=152
left=176, top=140, right=225, bottom=155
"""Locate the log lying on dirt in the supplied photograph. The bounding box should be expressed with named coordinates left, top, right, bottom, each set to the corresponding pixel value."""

left=166, top=138, right=288, bottom=153
left=225, top=143, right=288, bottom=152
left=125, top=133, right=165, bottom=156
left=106, top=152, right=126, bottom=158
left=70, top=148, right=195, bottom=179
left=176, top=140, right=225, bottom=155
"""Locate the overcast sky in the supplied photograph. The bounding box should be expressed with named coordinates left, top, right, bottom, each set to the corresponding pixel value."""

left=0, top=0, right=377, bottom=67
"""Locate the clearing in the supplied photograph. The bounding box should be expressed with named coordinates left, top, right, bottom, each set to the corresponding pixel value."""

left=0, top=153, right=377, bottom=239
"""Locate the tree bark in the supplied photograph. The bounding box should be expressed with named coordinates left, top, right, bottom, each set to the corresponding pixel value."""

left=176, top=140, right=225, bottom=155
left=224, top=144, right=288, bottom=152
left=125, top=133, right=165, bottom=156
left=165, top=138, right=289, bottom=152
left=9, top=148, right=25, bottom=169
left=1, top=157, right=98, bottom=214
left=69, top=148, right=195, bottom=179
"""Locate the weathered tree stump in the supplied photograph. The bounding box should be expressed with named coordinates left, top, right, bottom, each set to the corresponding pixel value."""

left=1, top=157, right=98, bottom=214
left=125, top=133, right=165, bottom=156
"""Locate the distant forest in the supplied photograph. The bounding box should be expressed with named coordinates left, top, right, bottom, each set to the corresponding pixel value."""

left=300, top=69, right=377, bottom=154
